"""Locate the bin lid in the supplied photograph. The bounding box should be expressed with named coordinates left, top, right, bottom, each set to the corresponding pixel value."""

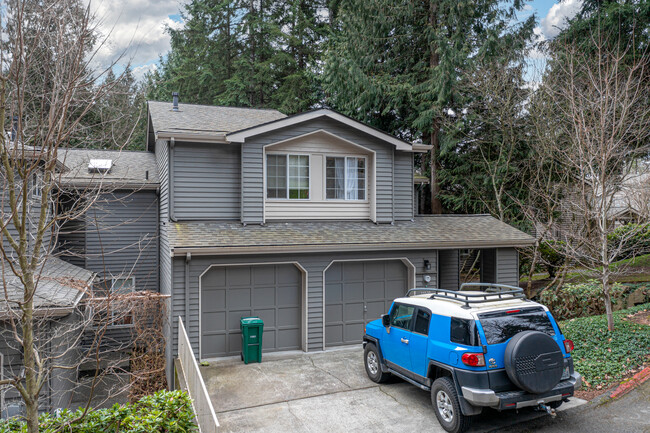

left=240, top=316, right=263, bottom=325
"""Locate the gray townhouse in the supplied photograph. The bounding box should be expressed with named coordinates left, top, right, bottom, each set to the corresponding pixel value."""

left=144, top=99, right=534, bottom=382
left=1, top=98, right=534, bottom=413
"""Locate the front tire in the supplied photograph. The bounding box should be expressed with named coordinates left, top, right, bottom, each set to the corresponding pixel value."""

left=431, top=377, right=472, bottom=433
left=364, top=343, right=390, bottom=383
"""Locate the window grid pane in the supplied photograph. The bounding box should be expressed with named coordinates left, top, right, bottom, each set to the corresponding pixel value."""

left=267, top=154, right=287, bottom=199
left=288, top=155, right=309, bottom=199
left=327, top=156, right=365, bottom=201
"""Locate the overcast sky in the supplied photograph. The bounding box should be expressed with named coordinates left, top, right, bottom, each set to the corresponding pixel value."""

left=88, top=0, right=583, bottom=81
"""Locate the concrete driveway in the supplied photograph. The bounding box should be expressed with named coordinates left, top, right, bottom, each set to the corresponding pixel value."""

left=200, top=347, right=585, bottom=432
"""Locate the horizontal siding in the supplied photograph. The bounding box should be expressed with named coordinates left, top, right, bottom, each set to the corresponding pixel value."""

left=265, top=201, right=370, bottom=220
left=496, top=248, right=519, bottom=286
left=85, top=191, right=159, bottom=291
left=394, top=151, right=414, bottom=221
left=242, top=118, right=398, bottom=224
left=168, top=249, right=440, bottom=362
left=173, top=142, right=241, bottom=220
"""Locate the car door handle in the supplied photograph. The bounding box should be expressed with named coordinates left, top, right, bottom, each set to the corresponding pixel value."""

left=401, top=338, right=409, bottom=344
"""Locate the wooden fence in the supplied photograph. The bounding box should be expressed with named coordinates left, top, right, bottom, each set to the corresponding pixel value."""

left=177, top=317, right=219, bottom=432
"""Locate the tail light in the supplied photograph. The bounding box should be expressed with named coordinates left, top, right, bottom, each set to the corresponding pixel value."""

left=461, top=352, right=486, bottom=367
left=563, top=339, right=574, bottom=353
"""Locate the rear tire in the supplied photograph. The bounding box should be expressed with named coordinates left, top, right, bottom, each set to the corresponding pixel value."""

left=431, top=377, right=472, bottom=433
left=364, top=343, right=390, bottom=383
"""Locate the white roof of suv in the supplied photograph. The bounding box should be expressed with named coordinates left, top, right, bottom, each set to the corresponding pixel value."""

left=394, top=292, right=546, bottom=320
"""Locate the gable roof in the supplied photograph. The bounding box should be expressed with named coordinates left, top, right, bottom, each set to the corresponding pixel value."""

left=168, top=215, right=534, bottom=256
left=57, top=148, right=159, bottom=190
left=148, top=101, right=287, bottom=141
left=0, top=256, right=95, bottom=319
left=226, top=109, right=428, bottom=152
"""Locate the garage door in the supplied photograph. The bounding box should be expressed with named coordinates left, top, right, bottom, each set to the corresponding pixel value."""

left=201, top=264, right=302, bottom=358
left=325, top=260, right=408, bottom=347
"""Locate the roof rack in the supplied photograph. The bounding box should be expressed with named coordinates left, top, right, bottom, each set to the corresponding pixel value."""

left=406, top=288, right=438, bottom=297
left=408, top=283, right=526, bottom=309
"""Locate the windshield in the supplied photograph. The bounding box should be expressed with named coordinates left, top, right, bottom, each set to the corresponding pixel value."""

left=478, top=307, right=555, bottom=345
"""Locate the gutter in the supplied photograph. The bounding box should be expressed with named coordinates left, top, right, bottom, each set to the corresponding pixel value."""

left=155, top=131, right=228, bottom=143
left=170, top=239, right=535, bottom=257
left=412, top=144, right=433, bottom=153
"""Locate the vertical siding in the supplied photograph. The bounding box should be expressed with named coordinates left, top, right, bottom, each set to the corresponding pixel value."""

left=241, top=118, right=402, bottom=224
left=172, top=142, right=240, bottom=220
left=438, top=249, right=460, bottom=290
left=85, top=191, right=159, bottom=291
left=393, top=151, right=414, bottom=221
left=167, top=249, right=439, bottom=361
left=496, top=247, right=519, bottom=286
left=481, top=248, right=496, bottom=283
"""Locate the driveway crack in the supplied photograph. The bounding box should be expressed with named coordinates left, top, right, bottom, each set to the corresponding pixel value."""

left=309, top=356, right=352, bottom=389
left=378, top=385, right=410, bottom=410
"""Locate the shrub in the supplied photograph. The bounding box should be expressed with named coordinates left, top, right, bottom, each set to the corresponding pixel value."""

left=539, top=280, right=629, bottom=320
left=608, top=223, right=650, bottom=261
left=560, top=303, right=650, bottom=389
left=0, top=390, right=197, bottom=433
left=538, top=240, right=565, bottom=278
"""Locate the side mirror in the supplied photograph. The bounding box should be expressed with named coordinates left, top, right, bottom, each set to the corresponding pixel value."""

left=381, top=314, right=390, bottom=327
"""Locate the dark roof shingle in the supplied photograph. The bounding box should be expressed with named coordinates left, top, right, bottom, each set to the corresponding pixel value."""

left=148, top=101, right=286, bottom=137
left=168, top=216, right=534, bottom=255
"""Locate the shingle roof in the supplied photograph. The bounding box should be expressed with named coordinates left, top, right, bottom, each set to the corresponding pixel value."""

left=147, top=101, right=286, bottom=138
left=1, top=257, right=95, bottom=318
left=168, top=216, right=534, bottom=256
left=57, top=148, right=159, bottom=190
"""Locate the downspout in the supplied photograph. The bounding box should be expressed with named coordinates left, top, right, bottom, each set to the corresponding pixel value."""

left=391, top=148, right=395, bottom=224
left=185, top=252, right=191, bottom=323
left=169, top=138, right=177, bottom=222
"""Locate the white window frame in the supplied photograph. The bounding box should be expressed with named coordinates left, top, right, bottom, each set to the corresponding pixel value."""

left=109, top=277, right=135, bottom=326
left=31, top=172, right=42, bottom=199
left=325, top=155, right=368, bottom=201
left=266, top=153, right=311, bottom=201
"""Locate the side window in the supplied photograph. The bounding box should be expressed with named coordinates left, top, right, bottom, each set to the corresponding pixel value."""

left=389, top=303, right=415, bottom=330
left=450, top=317, right=480, bottom=346
left=413, top=309, right=431, bottom=335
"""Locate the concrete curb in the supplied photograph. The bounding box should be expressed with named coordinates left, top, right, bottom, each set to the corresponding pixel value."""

left=609, top=366, right=650, bottom=399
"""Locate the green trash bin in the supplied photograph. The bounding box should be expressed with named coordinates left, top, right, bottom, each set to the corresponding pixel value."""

left=240, top=317, right=264, bottom=364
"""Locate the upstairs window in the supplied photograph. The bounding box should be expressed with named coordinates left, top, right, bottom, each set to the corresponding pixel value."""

left=267, top=154, right=310, bottom=199
left=326, top=156, right=366, bottom=200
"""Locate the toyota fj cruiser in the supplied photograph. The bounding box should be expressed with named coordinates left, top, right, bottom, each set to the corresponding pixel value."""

left=363, top=283, right=581, bottom=433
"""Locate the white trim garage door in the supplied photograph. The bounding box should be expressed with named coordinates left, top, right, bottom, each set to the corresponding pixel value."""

left=324, top=260, right=408, bottom=347
left=201, top=264, right=302, bottom=358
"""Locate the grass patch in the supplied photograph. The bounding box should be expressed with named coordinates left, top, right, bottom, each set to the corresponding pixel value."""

left=560, top=303, right=650, bottom=389
left=610, top=253, right=650, bottom=269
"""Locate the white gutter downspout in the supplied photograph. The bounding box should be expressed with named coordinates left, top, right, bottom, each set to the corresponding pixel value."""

left=185, top=252, right=191, bottom=323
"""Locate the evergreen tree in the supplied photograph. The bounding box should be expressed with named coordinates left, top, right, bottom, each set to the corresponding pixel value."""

left=324, top=0, right=535, bottom=213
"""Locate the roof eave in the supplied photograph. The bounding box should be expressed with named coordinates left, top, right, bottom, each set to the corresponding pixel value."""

left=170, top=238, right=535, bottom=257
left=155, top=131, right=229, bottom=143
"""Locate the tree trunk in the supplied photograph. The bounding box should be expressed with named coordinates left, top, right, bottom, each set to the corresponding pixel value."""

left=428, top=0, right=442, bottom=214
left=603, top=277, right=615, bottom=332
left=22, top=277, right=39, bottom=433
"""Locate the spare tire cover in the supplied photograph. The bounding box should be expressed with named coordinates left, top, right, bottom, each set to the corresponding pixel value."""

left=504, top=330, right=564, bottom=394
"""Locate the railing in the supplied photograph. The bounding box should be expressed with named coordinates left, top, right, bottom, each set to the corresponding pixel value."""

left=177, top=317, right=219, bottom=432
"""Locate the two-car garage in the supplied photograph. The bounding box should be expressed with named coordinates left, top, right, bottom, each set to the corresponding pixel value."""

left=199, top=259, right=410, bottom=359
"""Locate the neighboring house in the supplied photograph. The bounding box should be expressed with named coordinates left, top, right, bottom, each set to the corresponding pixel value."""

left=145, top=99, right=534, bottom=382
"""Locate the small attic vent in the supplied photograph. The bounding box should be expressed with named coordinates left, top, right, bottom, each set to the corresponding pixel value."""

left=88, top=159, right=112, bottom=173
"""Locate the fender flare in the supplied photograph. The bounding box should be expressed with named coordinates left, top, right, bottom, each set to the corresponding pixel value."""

left=427, top=360, right=483, bottom=417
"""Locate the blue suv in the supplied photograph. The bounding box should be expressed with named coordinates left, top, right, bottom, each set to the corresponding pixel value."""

left=363, top=283, right=582, bottom=433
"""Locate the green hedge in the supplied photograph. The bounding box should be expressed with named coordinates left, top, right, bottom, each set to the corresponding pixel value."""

left=539, top=280, right=630, bottom=320
left=560, top=303, right=650, bottom=389
left=0, top=390, right=197, bottom=433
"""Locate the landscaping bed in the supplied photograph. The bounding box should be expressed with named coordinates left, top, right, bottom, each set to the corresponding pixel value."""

left=0, top=390, right=197, bottom=433
left=559, top=303, right=650, bottom=396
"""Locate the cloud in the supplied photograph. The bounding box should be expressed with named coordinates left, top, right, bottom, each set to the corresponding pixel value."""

left=132, top=63, right=158, bottom=81
left=86, top=0, right=186, bottom=75
left=540, top=0, right=582, bottom=39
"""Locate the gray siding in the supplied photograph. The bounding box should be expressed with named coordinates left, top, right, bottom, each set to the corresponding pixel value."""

left=168, top=249, right=439, bottom=361
left=241, top=118, right=402, bottom=224
left=85, top=190, right=159, bottom=291
left=496, top=248, right=519, bottom=286
left=438, top=249, right=460, bottom=290
left=172, top=142, right=241, bottom=220
left=393, top=151, right=414, bottom=221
